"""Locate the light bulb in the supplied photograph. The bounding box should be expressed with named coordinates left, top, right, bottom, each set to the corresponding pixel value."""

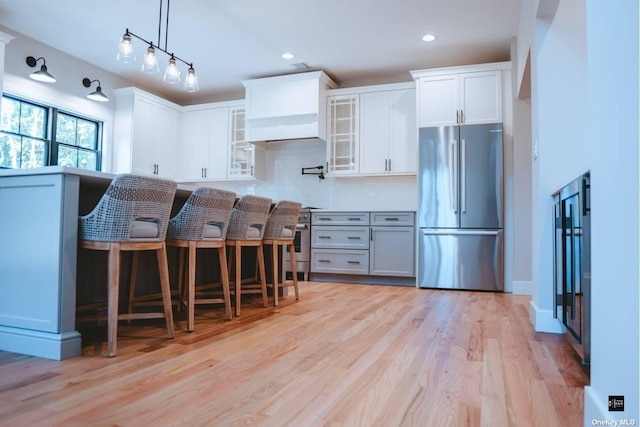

left=117, top=33, right=136, bottom=63
left=141, top=46, right=159, bottom=74
left=163, top=57, right=181, bottom=84
left=183, top=67, right=199, bottom=92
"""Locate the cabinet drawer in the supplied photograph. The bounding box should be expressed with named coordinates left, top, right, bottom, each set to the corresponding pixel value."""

left=311, top=226, right=369, bottom=249
left=370, top=212, right=415, bottom=226
left=312, top=212, right=369, bottom=226
left=311, top=249, right=369, bottom=275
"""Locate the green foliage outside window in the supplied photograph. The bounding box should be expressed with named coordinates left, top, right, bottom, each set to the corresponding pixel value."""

left=0, top=95, right=101, bottom=170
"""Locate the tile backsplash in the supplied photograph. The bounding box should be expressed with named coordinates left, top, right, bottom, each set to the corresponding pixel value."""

left=205, top=139, right=418, bottom=211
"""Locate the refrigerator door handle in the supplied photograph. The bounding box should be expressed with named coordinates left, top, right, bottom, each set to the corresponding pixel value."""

left=461, top=139, right=466, bottom=213
left=452, top=140, right=458, bottom=213
left=421, top=229, right=501, bottom=236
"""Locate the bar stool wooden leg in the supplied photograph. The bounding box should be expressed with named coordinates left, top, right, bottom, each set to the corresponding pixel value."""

left=187, top=242, right=197, bottom=332
left=177, top=247, right=186, bottom=312
left=271, top=241, right=279, bottom=306
left=157, top=243, right=175, bottom=339
left=289, top=243, right=299, bottom=300
left=234, top=244, right=242, bottom=316
left=257, top=244, right=268, bottom=308
left=218, top=246, right=232, bottom=320
left=127, top=251, right=139, bottom=323
left=108, top=243, right=121, bottom=358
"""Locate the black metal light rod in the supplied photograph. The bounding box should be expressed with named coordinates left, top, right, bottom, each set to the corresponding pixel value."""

left=125, top=28, right=194, bottom=68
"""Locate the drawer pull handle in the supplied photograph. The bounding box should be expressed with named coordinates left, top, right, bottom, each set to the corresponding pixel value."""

left=347, top=236, right=361, bottom=240
left=347, top=261, right=361, bottom=264
left=385, top=217, right=399, bottom=221
left=318, top=259, right=331, bottom=263
left=347, top=217, right=361, bottom=221
left=318, top=217, right=332, bottom=221
left=318, top=236, right=331, bottom=239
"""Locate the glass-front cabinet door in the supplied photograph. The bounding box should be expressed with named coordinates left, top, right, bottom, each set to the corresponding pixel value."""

left=326, top=95, right=359, bottom=175
left=228, top=107, right=255, bottom=178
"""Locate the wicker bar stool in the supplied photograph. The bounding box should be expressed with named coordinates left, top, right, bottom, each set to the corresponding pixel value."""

left=164, top=187, right=236, bottom=332
left=263, top=200, right=302, bottom=306
left=225, top=194, right=272, bottom=316
left=78, top=174, right=177, bottom=357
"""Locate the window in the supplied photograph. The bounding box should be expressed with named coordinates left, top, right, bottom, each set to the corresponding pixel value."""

left=0, top=95, right=102, bottom=170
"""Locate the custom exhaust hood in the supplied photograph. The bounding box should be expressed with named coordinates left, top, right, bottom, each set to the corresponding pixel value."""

left=242, top=71, right=337, bottom=142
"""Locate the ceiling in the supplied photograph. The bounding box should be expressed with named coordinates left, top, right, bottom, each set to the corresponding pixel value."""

left=0, top=0, right=520, bottom=105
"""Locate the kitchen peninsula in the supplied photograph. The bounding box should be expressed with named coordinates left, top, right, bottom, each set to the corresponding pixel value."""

left=0, top=166, right=194, bottom=360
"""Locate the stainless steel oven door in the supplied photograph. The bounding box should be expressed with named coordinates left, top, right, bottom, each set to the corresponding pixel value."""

left=283, top=223, right=310, bottom=280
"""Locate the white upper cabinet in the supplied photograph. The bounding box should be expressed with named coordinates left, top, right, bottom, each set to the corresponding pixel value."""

left=228, top=106, right=265, bottom=180
left=459, top=71, right=502, bottom=125
left=326, top=94, right=359, bottom=175
left=113, top=88, right=179, bottom=179
left=415, top=74, right=459, bottom=127
left=326, top=82, right=416, bottom=177
left=411, top=62, right=509, bottom=127
left=179, top=107, right=229, bottom=181
left=360, top=87, right=416, bottom=175
left=178, top=103, right=264, bottom=182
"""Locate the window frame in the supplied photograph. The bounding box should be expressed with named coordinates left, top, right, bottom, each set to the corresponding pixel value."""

left=0, top=94, right=103, bottom=171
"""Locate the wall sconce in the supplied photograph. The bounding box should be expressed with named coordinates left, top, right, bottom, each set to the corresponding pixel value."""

left=25, top=56, right=56, bottom=83
left=82, top=78, right=109, bottom=102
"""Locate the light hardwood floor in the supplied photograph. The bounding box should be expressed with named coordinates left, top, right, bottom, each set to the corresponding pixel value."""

left=0, top=282, right=588, bottom=426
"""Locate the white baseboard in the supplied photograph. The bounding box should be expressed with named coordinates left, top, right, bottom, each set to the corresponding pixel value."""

left=512, top=280, right=533, bottom=295
left=528, top=300, right=564, bottom=333
left=584, top=386, right=612, bottom=426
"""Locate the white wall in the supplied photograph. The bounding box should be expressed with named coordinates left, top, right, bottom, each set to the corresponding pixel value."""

left=510, top=38, right=533, bottom=295
left=520, top=0, right=639, bottom=422
left=529, top=0, right=588, bottom=331
left=583, top=0, right=639, bottom=423
left=0, top=26, right=132, bottom=171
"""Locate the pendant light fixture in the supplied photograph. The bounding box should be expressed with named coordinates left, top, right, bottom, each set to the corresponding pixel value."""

left=184, top=66, right=199, bottom=92
left=25, top=56, right=56, bottom=83
left=141, top=45, right=160, bottom=74
left=82, top=78, right=109, bottom=102
left=117, top=0, right=199, bottom=92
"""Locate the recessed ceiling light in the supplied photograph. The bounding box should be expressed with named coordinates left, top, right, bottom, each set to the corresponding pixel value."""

left=422, top=34, right=437, bottom=42
left=282, top=52, right=294, bottom=60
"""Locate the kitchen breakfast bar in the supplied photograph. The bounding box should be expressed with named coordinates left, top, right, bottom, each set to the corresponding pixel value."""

left=0, top=167, right=195, bottom=360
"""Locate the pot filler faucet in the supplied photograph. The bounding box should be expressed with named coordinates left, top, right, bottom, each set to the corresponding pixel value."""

left=301, top=165, right=325, bottom=181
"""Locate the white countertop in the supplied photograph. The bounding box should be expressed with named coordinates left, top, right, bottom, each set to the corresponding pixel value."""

left=0, top=166, right=197, bottom=193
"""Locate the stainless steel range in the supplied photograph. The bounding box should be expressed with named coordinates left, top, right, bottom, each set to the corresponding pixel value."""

left=283, top=208, right=313, bottom=281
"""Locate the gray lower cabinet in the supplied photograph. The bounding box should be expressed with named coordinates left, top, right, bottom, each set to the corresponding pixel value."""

left=370, top=226, right=415, bottom=276
left=311, top=249, right=369, bottom=275
left=311, top=211, right=370, bottom=275
left=311, top=211, right=415, bottom=278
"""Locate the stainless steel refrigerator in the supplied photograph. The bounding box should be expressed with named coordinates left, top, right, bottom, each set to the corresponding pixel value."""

left=417, top=124, right=504, bottom=290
